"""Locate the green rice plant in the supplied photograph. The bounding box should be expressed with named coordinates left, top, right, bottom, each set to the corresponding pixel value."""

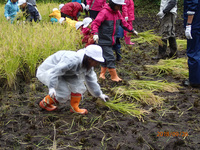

left=128, top=80, right=181, bottom=92
left=177, top=39, right=187, bottom=51
left=131, top=30, right=162, bottom=45
left=105, top=97, right=149, bottom=121
left=145, top=58, right=189, bottom=79
left=0, top=3, right=83, bottom=87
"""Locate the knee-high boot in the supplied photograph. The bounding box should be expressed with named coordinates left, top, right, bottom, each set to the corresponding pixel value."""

left=169, top=37, right=178, bottom=58
left=39, top=95, right=59, bottom=111
left=99, top=67, right=107, bottom=79
left=70, top=93, right=88, bottom=115
left=152, top=39, right=167, bottom=60
left=108, top=68, right=122, bottom=82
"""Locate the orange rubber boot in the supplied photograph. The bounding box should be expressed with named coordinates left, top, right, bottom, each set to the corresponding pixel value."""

left=108, top=68, right=122, bottom=82
left=39, top=95, right=58, bottom=111
left=70, top=93, right=88, bottom=115
left=99, top=67, right=107, bottom=79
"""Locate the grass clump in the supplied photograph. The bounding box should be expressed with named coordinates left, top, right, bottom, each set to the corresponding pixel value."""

left=128, top=80, right=181, bottom=92
left=145, top=58, right=188, bottom=79
left=131, top=30, right=162, bottom=45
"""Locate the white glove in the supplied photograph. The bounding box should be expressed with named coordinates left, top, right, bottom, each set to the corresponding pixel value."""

left=7, top=16, right=10, bottom=21
left=185, top=25, right=192, bottom=39
left=93, top=34, right=99, bottom=43
left=133, top=30, right=138, bottom=36
left=99, top=94, right=109, bottom=102
left=49, top=88, right=56, bottom=97
left=125, top=17, right=128, bottom=21
left=157, top=11, right=165, bottom=19
left=86, top=5, right=90, bottom=11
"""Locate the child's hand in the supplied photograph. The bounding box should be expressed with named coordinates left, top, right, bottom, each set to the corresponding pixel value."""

left=93, top=35, right=99, bottom=43
left=7, top=16, right=10, bottom=21
left=132, top=30, right=138, bottom=36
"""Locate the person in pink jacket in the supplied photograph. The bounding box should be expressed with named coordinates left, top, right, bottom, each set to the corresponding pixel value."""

left=85, top=0, right=106, bottom=19
left=91, top=0, right=138, bottom=82
left=122, top=0, right=135, bottom=45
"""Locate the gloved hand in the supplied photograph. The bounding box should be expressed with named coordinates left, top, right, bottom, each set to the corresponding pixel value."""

left=185, top=25, right=192, bottom=39
left=157, top=11, right=165, bottom=19
left=86, top=5, right=90, bottom=11
left=99, top=94, right=109, bottom=102
left=7, top=16, right=10, bottom=21
left=49, top=88, right=56, bottom=98
left=125, top=16, right=128, bottom=21
left=93, top=34, right=99, bottom=43
left=132, top=30, right=138, bottom=36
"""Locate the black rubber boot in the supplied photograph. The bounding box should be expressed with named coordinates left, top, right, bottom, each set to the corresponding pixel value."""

left=152, top=39, right=168, bottom=60
left=169, top=37, right=178, bottom=59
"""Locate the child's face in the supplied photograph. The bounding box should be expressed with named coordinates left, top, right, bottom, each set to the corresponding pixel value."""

left=20, top=3, right=27, bottom=9
left=114, top=5, right=122, bottom=11
left=11, top=0, right=18, bottom=3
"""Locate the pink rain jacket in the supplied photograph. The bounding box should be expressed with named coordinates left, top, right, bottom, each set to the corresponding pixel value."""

left=86, top=0, right=106, bottom=11
left=122, top=0, right=135, bottom=21
left=91, top=4, right=133, bottom=45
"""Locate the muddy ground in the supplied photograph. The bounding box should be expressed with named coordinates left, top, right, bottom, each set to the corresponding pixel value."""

left=0, top=13, right=200, bottom=150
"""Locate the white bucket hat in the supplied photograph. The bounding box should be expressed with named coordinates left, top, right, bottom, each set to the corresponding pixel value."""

left=59, top=4, right=64, bottom=10
left=75, top=21, right=84, bottom=30
left=18, top=0, right=26, bottom=6
left=53, top=8, right=58, bottom=11
left=83, top=17, right=92, bottom=28
left=85, top=45, right=104, bottom=62
left=81, top=3, right=86, bottom=10
left=112, top=0, right=126, bottom=5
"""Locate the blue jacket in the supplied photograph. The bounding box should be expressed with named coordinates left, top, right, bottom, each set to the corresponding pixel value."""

left=4, top=0, right=19, bottom=19
left=184, top=0, right=200, bottom=30
left=72, top=0, right=81, bottom=4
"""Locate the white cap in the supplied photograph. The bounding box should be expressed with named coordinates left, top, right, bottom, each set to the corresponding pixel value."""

left=53, top=8, right=58, bottom=11
left=83, top=17, right=92, bottom=28
left=81, top=3, right=85, bottom=10
left=75, top=21, right=84, bottom=30
left=59, top=4, right=64, bottom=10
left=85, top=45, right=104, bottom=62
left=112, top=0, right=126, bottom=5
left=18, top=0, right=26, bottom=6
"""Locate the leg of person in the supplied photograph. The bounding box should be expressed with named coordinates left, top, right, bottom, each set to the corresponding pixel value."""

left=183, top=30, right=200, bottom=87
left=89, top=10, right=99, bottom=20
left=112, top=38, right=122, bottom=61
left=70, top=93, right=88, bottom=115
left=39, top=95, right=59, bottom=111
left=168, top=14, right=178, bottom=58
left=124, top=20, right=134, bottom=45
left=152, top=39, right=168, bottom=60
left=169, top=36, right=178, bottom=58
left=101, top=45, right=122, bottom=82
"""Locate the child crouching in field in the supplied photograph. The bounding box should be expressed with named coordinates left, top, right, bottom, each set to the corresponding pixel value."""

left=36, top=45, right=109, bottom=114
left=91, top=0, right=138, bottom=82
left=81, top=17, right=95, bottom=47
left=18, top=0, right=39, bottom=22
left=4, top=0, right=19, bottom=23
left=49, top=8, right=61, bottom=23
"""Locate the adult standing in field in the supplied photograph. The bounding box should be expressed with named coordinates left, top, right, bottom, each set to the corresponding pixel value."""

left=27, top=0, right=42, bottom=20
left=91, top=0, right=138, bottom=82
left=182, top=0, right=200, bottom=87
left=4, top=0, right=19, bottom=23
left=18, top=0, right=40, bottom=22
left=122, top=0, right=135, bottom=45
left=85, top=0, right=106, bottom=19
left=60, top=2, right=85, bottom=21
left=152, top=0, right=178, bottom=60
left=36, top=45, right=109, bottom=114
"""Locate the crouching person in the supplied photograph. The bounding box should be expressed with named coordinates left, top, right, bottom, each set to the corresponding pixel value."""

left=36, top=45, right=109, bottom=115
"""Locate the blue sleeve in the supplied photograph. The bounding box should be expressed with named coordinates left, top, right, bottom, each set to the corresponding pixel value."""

left=185, top=0, right=199, bottom=14
left=4, top=4, right=10, bottom=17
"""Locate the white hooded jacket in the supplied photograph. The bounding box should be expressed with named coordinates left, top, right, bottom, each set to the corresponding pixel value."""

left=160, top=0, right=177, bottom=16
left=36, top=48, right=102, bottom=103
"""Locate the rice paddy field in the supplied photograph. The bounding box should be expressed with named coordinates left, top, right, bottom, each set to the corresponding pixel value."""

left=0, top=2, right=200, bottom=150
